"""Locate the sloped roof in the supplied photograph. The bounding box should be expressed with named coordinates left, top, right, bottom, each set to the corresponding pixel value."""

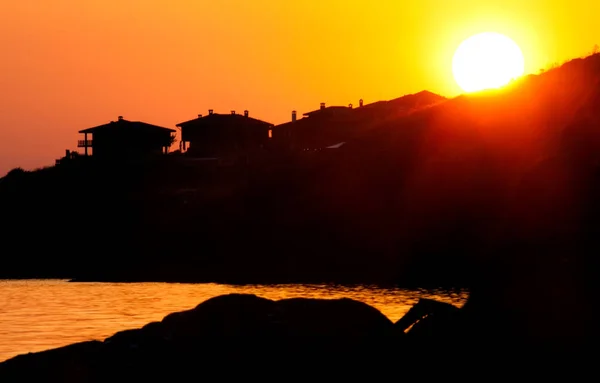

left=79, top=118, right=175, bottom=133
left=274, top=91, right=447, bottom=132
left=274, top=119, right=300, bottom=130
left=303, top=106, right=353, bottom=117
left=176, top=113, right=274, bottom=128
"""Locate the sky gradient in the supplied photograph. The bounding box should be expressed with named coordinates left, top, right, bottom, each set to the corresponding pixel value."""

left=1, top=0, right=599, bottom=175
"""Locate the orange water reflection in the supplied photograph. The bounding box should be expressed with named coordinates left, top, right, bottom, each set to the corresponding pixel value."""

left=0, top=280, right=468, bottom=361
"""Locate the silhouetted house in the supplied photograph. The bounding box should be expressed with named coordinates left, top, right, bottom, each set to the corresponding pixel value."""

left=78, top=116, right=176, bottom=159
left=274, top=93, right=447, bottom=151
left=274, top=102, right=357, bottom=150
left=302, top=102, right=355, bottom=119
left=176, top=110, right=274, bottom=157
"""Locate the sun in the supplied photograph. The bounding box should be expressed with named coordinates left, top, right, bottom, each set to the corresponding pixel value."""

left=452, top=32, right=525, bottom=93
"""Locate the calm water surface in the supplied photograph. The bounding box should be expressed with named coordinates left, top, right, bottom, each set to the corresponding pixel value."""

left=0, top=280, right=468, bottom=362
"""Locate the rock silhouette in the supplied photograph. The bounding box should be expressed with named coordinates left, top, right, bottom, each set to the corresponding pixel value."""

left=1, top=293, right=588, bottom=381
left=0, top=294, right=406, bottom=381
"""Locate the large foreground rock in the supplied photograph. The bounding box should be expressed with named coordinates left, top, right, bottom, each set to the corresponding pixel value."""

left=0, top=294, right=406, bottom=382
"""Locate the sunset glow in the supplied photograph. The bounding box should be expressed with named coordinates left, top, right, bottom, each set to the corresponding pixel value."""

left=452, top=32, right=525, bottom=92
left=1, top=1, right=600, bottom=175
left=2, top=0, right=600, bottom=367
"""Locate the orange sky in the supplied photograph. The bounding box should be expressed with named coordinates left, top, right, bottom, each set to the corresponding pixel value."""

left=1, top=0, right=599, bottom=175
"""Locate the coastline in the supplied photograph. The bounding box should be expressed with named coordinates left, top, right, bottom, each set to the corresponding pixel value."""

left=0, top=292, right=588, bottom=380
left=0, top=281, right=469, bottom=363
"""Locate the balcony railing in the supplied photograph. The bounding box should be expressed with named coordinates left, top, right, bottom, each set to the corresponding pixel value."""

left=77, top=140, right=93, bottom=147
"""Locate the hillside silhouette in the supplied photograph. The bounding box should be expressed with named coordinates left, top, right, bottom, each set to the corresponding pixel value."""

left=2, top=53, right=600, bottom=328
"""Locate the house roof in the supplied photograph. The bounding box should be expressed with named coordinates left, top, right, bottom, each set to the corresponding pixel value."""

left=274, top=117, right=303, bottom=130
left=79, top=117, right=176, bottom=133
left=302, top=106, right=353, bottom=117
left=176, top=112, right=274, bottom=128
left=275, top=91, right=447, bottom=130
left=273, top=112, right=353, bottom=136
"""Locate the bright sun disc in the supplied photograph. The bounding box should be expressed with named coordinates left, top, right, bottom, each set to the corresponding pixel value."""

left=452, top=32, right=525, bottom=93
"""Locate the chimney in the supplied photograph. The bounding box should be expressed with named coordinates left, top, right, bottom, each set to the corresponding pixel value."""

left=118, top=116, right=123, bottom=121
left=244, top=110, right=249, bottom=117
left=348, top=103, right=353, bottom=109
left=209, top=109, right=214, bottom=115
left=231, top=110, right=236, bottom=115
left=320, top=102, right=326, bottom=110
left=359, top=99, right=364, bottom=107
left=292, top=110, right=297, bottom=122
left=198, top=114, right=202, bottom=118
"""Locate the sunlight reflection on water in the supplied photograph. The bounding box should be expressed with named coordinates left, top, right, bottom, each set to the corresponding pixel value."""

left=0, top=280, right=468, bottom=361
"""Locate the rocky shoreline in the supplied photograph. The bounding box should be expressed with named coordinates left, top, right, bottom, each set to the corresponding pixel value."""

left=0, top=293, right=588, bottom=381
left=0, top=294, right=462, bottom=380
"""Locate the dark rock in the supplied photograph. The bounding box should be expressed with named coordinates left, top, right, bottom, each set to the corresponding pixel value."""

left=160, top=293, right=277, bottom=338
left=0, top=341, right=103, bottom=382
left=103, top=325, right=168, bottom=350
left=395, top=298, right=460, bottom=336
left=0, top=294, right=408, bottom=381
left=272, top=297, right=395, bottom=336
left=391, top=298, right=469, bottom=355
left=156, top=293, right=397, bottom=342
